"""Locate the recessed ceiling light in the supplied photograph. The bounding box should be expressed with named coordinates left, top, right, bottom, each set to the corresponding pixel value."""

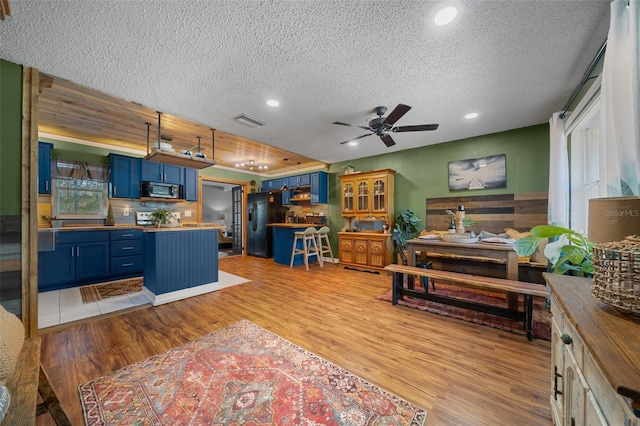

left=434, top=7, right=457, bottom=26
left=266, top=99, right=280, bottom=107
left=465, top=112, right=479, bottom=119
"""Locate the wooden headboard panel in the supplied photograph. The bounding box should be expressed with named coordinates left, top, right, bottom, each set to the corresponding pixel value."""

left=425, top=193, right=548, bottom=234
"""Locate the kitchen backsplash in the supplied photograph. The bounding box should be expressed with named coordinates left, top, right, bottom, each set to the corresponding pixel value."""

left=38, top=195, right=197, bottom=226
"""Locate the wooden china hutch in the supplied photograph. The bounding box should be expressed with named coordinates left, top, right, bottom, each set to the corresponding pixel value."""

left=338, top=169, right=395, bottom=271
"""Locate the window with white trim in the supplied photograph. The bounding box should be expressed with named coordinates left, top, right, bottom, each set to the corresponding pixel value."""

left=568, top=96, right=604, bottom=234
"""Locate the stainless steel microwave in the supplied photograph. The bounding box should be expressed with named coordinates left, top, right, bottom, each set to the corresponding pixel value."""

left=140, top=181, right=183, bottom=199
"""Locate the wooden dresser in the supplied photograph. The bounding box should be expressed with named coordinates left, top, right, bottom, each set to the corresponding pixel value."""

left=543, top=273, right=640, bottom=426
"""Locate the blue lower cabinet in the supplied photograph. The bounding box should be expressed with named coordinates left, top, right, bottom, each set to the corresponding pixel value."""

left=38, top=233, right=109, bottom=292
left=144, top=230, right=218, bottom=295
left=74, top=241, right=110, bottom=282
left=272, top=226, right=316, bottom=266
left=109, top=229, right=144, bottom=278
left=38, top=243, right=76, bottom=291
left=110, top=255, right=144, bottom=276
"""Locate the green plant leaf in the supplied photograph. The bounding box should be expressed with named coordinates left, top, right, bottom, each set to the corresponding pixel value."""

left=530, top=225, right=576, bottom=238
left=514, top=237, right=541, bottom=256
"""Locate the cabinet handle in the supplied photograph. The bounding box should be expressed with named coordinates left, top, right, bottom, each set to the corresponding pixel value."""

left=122, top=247, right=134, bottom=250
left=71, top=247, right=75, bottom=257
left=560, top=333, right=573, bottom=345
left=122, top=234, right=133, bottom=237
left=113, top=186, right=117, bottom=195
left=121, top=263, right=134, bottom=267
left=45, top=181, right=49, bottom=191
left=76, top=247, right=80, bottom=256
left=553, top=366, right=563, bottom=400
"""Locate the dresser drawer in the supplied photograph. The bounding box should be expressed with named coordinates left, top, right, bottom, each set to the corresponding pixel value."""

left=110, top=239, right=144, bottom=257
left=109, top=255, right=143, bottom=276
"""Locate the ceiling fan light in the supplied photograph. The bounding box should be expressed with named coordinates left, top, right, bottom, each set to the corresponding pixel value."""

left=266, top=99, right=280, bottom=107
left=465, top=112, right=479, bottom=119
left=434, top=6, right=457, bottom=25
left=348, top=141, right=359, bottom=146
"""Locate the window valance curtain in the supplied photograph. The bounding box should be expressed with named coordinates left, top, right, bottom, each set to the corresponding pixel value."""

left=52, top=158, right=109, bottom=182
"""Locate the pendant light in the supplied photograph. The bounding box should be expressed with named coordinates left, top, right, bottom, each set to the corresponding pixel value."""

left=279, top=158, right=289, bottom=191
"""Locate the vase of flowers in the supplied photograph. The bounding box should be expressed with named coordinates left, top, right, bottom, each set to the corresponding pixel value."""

left=41, top=215, right=63, bottom=228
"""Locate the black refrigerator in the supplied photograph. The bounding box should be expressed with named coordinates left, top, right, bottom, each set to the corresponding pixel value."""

left=246, top=192, right=286, bottom=257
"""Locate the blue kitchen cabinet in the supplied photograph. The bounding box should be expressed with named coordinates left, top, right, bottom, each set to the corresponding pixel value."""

left=141, top=160, right=183, bottom=184
left=38, top=231, right=109, bottom=291
left=110, top=229, right=144, bottom=278
left=109, top=153, right=141, bottom=199
left=294, top=173, right=310, bottom=187
left=310, top=171, right=328, bottom=203
left=262, top=179, right=282, bottom=191
left=281, top=187, right=292, bottom=205
left=38, top=243, right=75, bottom=290
left=183, top=167, right=198, bottom=201
left=144, top=229, right=217, bottom=295
left=38, top=142, right=53, bottom=194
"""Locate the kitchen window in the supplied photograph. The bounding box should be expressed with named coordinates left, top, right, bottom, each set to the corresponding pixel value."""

left=52, top=159, right=109, bottom=218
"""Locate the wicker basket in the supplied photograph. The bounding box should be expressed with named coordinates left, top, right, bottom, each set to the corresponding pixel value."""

left=591, top=235, right=640, bottom=315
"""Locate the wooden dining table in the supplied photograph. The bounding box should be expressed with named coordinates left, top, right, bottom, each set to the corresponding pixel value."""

left=405, top=238, right=521, bottom=309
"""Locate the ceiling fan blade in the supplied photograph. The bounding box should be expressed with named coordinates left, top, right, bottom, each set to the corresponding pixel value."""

left=333, top=121, right=370, bottom=130
left=381, top=134, right=396, bottom=147
left=383, top=104, right=411, bottom=126
left=339, top=133, right=373, bottom=145
left=394, top=124, right=439, bottom=132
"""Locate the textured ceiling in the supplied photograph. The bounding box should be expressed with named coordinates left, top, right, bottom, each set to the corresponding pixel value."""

left=0, top=1, right=610, bottom=168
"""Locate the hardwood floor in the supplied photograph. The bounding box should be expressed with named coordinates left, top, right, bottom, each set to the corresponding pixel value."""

left=36, top=255, right=552, bottom=425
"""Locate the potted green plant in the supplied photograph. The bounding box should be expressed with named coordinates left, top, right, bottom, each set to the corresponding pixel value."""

left=514, top=224, right=595, bottom=276
left=41, top=215, right=63, bottom=228
left=394, top=209, right=422, bottom=249
left=342, top=162, right=356, bottom=174
left=150, top=208, right=174, bottom=227
left=105, top=203, right=115, bottom=226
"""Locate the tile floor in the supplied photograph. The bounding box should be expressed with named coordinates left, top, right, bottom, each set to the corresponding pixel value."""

left=38, top=271, right=250, bottom=329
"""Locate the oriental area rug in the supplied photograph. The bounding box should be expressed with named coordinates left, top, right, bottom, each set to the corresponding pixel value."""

left=78, top=319, right=427, bottom=425
left=377, top=283, right=551, bottom=341
left=79, top=277, right=143, bottom=303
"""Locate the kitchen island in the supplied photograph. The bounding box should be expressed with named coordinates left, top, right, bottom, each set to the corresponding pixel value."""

left=38, top=225, right=222, bottom=305
left=268, top=223, right=318, bottom=266
left=143, top=227, right=219, bottom=305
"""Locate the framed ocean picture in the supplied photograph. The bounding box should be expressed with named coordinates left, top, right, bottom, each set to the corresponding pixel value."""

left=448, top=154, right=507, bottom=191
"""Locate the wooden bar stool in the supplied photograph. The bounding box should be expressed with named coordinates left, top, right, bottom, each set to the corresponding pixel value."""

left=290, top=227, right=323, bottom=270
left=315, top=226, right=337, bottom=265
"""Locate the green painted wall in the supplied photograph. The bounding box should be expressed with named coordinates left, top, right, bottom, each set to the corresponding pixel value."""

left=327, top=124, right=550, bottom=229
left=0, top=59, right=23, bottom=216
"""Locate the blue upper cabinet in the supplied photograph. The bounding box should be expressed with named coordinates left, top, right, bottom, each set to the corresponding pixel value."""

left=262, top=178, right=282, bottom=191
left=141, top=160, right=183, bottom=185
left=184, top=167, right=198, bottom=201
left=38, top=142, right=53, bottom=194
left=109, top=154, right=141, bottom=199
left=297, top=173, right=311, bottom=187
left=310, top=171, right=328, bottom=203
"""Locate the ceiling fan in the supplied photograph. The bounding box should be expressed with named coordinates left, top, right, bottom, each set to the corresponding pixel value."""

left=333, top=104, right=439, bottom=147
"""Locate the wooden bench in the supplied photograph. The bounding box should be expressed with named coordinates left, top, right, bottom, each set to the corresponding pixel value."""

left=384, top=264, right=549, bottom=341
left=2, top=336, right=71, bottom=426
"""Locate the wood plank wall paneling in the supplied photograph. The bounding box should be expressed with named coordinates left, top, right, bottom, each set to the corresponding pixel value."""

left=426, top=193, right=548, bottom=235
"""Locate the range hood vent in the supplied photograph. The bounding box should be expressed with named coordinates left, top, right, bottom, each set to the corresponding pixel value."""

left=233, top=113, right=266, bottom=128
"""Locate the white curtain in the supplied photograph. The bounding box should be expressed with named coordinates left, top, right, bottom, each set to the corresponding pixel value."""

left=600, top=0, right=640, bottom=196
left=548, top=112, right=569, bottom=227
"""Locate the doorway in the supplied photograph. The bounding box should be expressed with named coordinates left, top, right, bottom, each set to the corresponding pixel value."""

left=199, top=177, right=246, bottom=255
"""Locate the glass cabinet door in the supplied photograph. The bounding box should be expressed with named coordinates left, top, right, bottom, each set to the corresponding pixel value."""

left=342, top=182, right=354, bottom=213
left=372, top=178, right=385, bottom=212
left=357, top=180, right=369, bottom=213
